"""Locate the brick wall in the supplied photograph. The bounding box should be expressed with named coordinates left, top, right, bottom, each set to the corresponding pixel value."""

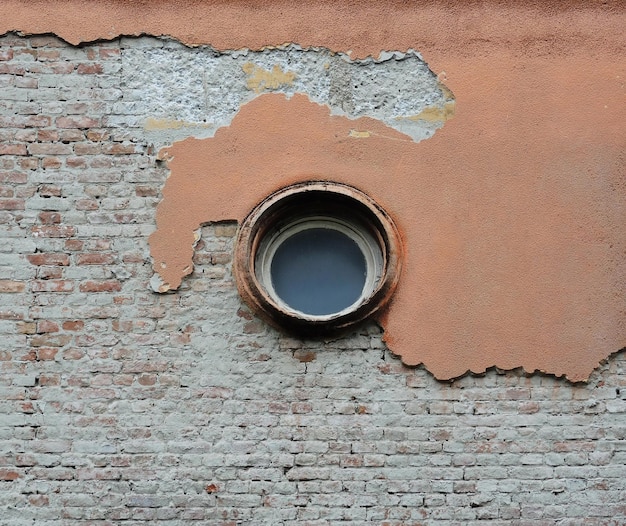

left=1, top=33, right=625, bottom=525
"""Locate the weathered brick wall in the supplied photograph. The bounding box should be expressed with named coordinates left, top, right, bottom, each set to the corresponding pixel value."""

left=1, top=33, right=625, bottom=525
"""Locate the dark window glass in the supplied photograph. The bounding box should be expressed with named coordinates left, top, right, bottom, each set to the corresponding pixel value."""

left=270, top=228, right=367, bottom=315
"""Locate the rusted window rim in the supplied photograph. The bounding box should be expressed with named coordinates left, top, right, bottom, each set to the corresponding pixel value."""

left=234, top=181, right=403, bottom=335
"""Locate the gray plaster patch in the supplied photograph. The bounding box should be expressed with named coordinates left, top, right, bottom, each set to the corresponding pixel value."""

left=121, top=37, right=453, bottom=144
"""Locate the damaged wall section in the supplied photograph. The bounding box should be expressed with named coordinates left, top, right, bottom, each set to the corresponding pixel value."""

left=123, top=38, right=453, bottom=144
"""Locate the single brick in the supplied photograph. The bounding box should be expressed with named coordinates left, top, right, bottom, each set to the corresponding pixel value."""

left=0, top=280, right=25, bottom=292
left=77, top=252, right=116, bottom=265
left=79, top=280, right=122, bottom=293
left=32, top=225, right=76, bottom=238
left=36, top=320, right=60, bottom=333
left=0, top=144, right=27, bottom=155
left=31, top=280, right=74, bottom=293
left=76, top=63, right=104, bottom=75
left=0, top=198, right=25, bottom=210
left=28, top=143, right=73, bottom=155
left=62, top=320, right=84, bottom=331
left=0, top=469, right=20, bottom=481
left=27, top=253, right=70, bottom=266
left=30, top=334, right=71, bottom=347
left=56, top=116, right=100, bottom=129
left=38, top=212, right=62, bottom=224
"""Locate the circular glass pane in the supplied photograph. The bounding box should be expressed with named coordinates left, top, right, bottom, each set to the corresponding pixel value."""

left=270, top=227, right=367, bottom=316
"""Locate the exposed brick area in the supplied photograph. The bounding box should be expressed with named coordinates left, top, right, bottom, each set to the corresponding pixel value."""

left=0, top=33, right=625, bottom=525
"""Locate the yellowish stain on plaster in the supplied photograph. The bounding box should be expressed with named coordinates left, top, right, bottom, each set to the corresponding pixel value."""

left=242, top=63, right=296, bottom=93
left=397, top=101, right=456, bottom=124
left=349, top=130, right=372, bottom=138
left=145, top=118, right=213, bottom=131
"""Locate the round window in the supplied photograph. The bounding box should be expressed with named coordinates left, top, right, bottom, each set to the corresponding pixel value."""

left=234, top=181, right=403, bottom=334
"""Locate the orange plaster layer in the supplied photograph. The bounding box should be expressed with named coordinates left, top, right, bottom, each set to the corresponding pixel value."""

left=151, top=85, right=625, bottom=382
left=0, top=1, right=624, bottom=61
left=4, top=1, right=624, bottom=380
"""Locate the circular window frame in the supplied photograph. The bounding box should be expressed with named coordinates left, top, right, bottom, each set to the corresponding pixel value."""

left=234, top=181, right=403, bottom=335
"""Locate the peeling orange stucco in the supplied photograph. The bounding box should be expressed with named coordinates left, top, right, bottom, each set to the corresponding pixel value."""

left=4, top=0, right=624, bottom=381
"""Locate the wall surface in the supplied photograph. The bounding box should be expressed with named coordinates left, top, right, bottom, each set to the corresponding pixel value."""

left=0, top=1, right=625, bottom=524
left=1, top=1, right=625, bottom=381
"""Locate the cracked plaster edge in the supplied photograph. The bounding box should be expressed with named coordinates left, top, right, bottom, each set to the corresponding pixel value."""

left=2, top=29, right=425, bottom=63
left=149, top=227, right=202, bottom=293
left=109, top=36, right=454, bottom=143
left=382, top=327, right=626, bottom=384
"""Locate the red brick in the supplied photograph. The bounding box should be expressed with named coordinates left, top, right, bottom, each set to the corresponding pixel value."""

left=0, top=144, right=27, bottom=155
left=39, top=374, right=61, bottom=386
left=36, top=267, right=63, bottom=280
left=92, top=239, right=111, bottom=250
left=65, top=239, right=84, bottom=251
left=73, top=143, right=101, bottom=155
left=14, top=48, right=36, bottom=60
left=56, top=116, right=100, bottom=129
left=114, top=213, right=135, bottom=223
left=38, top=212, right=62, bottom=224
left=42, top=157, right=62, bottom=169
left=14, top=129, right=37, bottom=142
left=136, top=185, right=158, bottom=197
left=66, top=157, right=88, bottom=168
left=37, top=50, right=61, bottom=61
left=37, top=347, right=59, bottom=361
left=0, top=280, right=25, bottom=293
left=27, top=253, right=70, bottom=266
left=77, top=253, right=116, bottom=265
left=79, top=280, right=122, bottom=293
left=15, top=186, right=36, bottom=199
left=17, top=321, right=36, bottom=334
left=30, top=36, right=64, bottom=48
left=18, top=157, right=39, bottom=170
left=28, top=495, right=49, bottom=507
left=89, top=156, right=114, bottom=168
left=32, top=225, right=76, bottom=238
left=76, top=199, right=99, bottom=210
left=77, top=63, right=103, bottom=75
left=0, top=115, right=52, bottom=128
left=62, top=348, right=85, bottom=360
left=59, top=129, right=85, bottom=142
left=15, top=77, right=38, bottom=89
left=18, top=349, right=37, bottom=361
left=37, top=320, right=60, bottom=333
left=31, top=280, right=74, bottom=293
left=0, top=49, right=14, bottom=61
left=0, top=469, right=20, bottom=481
left=86, top=129, right=110, bottom=142
left=37, top=130, right=60, bottom=142
left=137, top=374, right=157, bottom=386
left=104, top=143, right=138, bottom=155
left=0, top=63, right=25, bottom=75
left=37, top=184, right=62, bottom=197
left=0, top=171, right=27, bottom=183
left=15, top=454, right=36, bottom=467
left=122, top=252, right=144, bottom=263
left=20, top=402, right=35, bottom=413
left=28, top=143, right=72, bottom=155
left=99, top=48, right=120, bottom=59
left=0, top=198, right=25, bottom=210
left=50, top=62, right=75, bottom=74
left=0, top=310, right=24, bottom=320
left=30, top=334, right=71, bottom=347
left=62, top=320, right=84, bottom=331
